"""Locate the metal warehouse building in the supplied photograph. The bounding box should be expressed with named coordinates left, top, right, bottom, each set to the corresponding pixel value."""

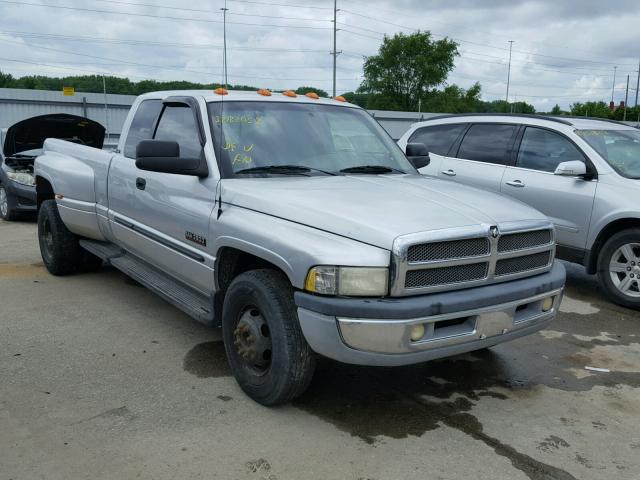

left=0, top=88, right=134, bottom=149
left=0, top=88, right=442, bottom=146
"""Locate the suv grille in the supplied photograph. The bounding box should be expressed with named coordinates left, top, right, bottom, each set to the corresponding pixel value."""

left=392, top=225, right=554, bottom=296
left=407, top=238, right=489, bottom=262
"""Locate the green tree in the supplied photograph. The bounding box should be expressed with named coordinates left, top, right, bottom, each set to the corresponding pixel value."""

left=421, top=82, right=483, bottom=113
left=358, top=31, right=458, bottom=111
left=480, top=99, right=535, bottom=114
left=569, top=101, right=612, bottom=118
left=295, top=86, right=328, bottom=97
left=551, top=104, right=563, bottom=115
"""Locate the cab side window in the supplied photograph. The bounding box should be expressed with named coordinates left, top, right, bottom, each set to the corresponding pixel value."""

left=123, top=99, right=163, bottom=159
left=456, top=123, right=517, bottom=165
left=154, top=105, right=202, bottom=159
left=516, top=127, right=586, bottom=173
left=408, top=124, right=466, bottom=156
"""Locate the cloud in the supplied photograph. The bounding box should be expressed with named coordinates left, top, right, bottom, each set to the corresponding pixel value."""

left=1, top=0, right=639, bottom=110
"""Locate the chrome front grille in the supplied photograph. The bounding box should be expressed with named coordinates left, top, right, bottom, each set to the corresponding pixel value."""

left=495, top=251, right=551, bottom=276
left=405, top=263, right=489, bottom=288
left=391, top=222, right=555, bottom=296
left=498, top=230, right=552, bottom=253
left=407, top=238, right=489, bottom=262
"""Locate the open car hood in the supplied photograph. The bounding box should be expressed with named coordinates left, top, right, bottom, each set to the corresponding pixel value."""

left=3, top=114, right=105, bottom=156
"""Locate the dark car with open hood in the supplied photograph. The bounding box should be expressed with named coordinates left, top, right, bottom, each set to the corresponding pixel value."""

left=0, top=114, right=105, bottom=221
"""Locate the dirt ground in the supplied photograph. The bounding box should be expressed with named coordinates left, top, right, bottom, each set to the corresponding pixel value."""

left=1, top=218, right=639, bottom=480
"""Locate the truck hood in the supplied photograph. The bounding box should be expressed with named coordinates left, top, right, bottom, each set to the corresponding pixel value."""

left=222, top=174, right=548, bottom=249
left=3, top=114, right=105, bottom=157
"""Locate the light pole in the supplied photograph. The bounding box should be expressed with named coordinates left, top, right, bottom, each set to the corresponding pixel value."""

left=505, top=40, right=514, bottom=108
left=611, top=65, right=617, bottom=104
left=331, top=0, right=341, bottom=98
left=221, top=0, right=228, bottom=87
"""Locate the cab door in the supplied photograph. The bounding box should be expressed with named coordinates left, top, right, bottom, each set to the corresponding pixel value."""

left=501, top=126, right=597, bottom=249
left=131, top=97, right=217, bottom=294
left=439, top=123, right=519, bottom=192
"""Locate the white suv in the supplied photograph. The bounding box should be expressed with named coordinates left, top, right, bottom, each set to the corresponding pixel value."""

left=398, top=114, right=640, bottom=309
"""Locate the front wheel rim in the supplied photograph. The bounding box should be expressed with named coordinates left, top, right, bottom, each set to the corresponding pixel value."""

left=40, top=216, right=54, bottom=261
left=0, top=187, right=7, bottom=217
left=232, top=306, right=272, bottom=376
left=609, top=243, right=640, bottom=297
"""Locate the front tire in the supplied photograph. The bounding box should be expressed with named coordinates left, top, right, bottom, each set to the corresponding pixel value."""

left=0, top=184, right=18, bottom=221
left=597, top=228, right=640, bottom=309
left=222, top=269, right=315, bottom=405
left=38, top=200, right=102, bottom=275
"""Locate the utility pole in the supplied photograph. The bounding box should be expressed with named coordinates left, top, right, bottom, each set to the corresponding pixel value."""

left=505, top=40, right=513, bottom=107
left=331, top=0, right=341, bottom=98
left=624, top=74, right=629, bottom=121
left=102, top=75, right=110, bottom=145
left=221, top=0, right=228, bottom=87
left=611, top=66, right=617, bottom=104
left=635, top=58, right=639, bottom=107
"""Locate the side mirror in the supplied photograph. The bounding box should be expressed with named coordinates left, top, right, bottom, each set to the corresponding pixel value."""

left=554, top=160, right=587, bottom=177
left=406, top=143, right=431, bottom=169
left=135, top=140, right=208, bottom=177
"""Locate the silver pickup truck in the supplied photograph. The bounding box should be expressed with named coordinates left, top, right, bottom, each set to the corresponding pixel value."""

left=34, top=90, right=565, bottom=405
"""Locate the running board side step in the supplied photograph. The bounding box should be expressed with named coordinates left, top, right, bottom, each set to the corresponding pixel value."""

left=79, top=239, right=215, bottom=325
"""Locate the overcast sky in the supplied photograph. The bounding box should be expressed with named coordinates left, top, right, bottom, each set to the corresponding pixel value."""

left=1, top=0, right=639, bottom=111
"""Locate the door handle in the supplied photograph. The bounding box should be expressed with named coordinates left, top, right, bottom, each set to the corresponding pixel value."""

left=441, top=169, right=456, bottom=177
left=506, top=180, right=525, bottom=188
left=136, top=177, right=146, bottom=190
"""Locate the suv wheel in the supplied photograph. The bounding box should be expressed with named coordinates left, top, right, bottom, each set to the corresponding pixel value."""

left=221, top=269, right=315, bottom=405
left=0, top=185, right=18, bottom=221
left=597, top=228, right=640, bottom=309
left=38, top=200, right=102, bottom=275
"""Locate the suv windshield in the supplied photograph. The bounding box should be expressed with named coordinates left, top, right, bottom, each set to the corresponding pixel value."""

left=576, top=129, right=640, bottom=178
left=208, top=101, right=413, bottom=176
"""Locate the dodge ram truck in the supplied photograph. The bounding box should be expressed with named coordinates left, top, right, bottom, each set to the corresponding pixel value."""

left=34, top=89, right=566, bottom=405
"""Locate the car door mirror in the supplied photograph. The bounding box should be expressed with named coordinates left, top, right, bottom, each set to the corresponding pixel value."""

left=405, top=143, right=431, bottom=169
left=135, top=140, right=208, bottom=177
left=554, top=160, right=587, bottom=177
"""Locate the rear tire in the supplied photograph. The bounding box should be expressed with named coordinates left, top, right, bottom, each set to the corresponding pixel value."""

left=222, top=269, right=315, bottom=405
left=0, top=185, right=18, bottom=221
left=37, top=200, right=102, bottom=275
left=597, top=228, right=640, bottom=310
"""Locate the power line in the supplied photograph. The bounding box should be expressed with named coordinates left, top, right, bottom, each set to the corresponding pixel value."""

left=338, top=7, right=638, bottom=68
left=0, top=1, right=331, bottom=29
left=226, top=0, right=332, bottom=9
left=90, top=0, right=329, bottom=20
left=0, top=31, right=328, bottom=53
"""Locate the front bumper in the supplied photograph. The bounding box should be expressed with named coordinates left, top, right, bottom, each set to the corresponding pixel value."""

left=3, top=178, right=36, bottom=212
left=295, top=261, right=565, bottom=366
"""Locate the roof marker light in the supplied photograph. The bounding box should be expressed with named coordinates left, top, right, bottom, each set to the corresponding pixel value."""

left=334, top=95, right=346, bottom=102
left=305, top=92, right=320, bottom=99
left=257, top=89, right=272, bottom=96
left=282, top=90, right=297, bottom=97
left=214, top=87, right=228, bottom=95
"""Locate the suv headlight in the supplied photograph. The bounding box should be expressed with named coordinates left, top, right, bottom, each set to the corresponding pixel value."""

left=7, top=171, right=35, bottom=186
left=305, top=266, right=389, bottom=296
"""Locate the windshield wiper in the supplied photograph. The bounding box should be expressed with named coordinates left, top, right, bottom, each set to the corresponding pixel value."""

left=235, top=164, right=336, bottom=176
left=339, top=165, right=406, bottom=174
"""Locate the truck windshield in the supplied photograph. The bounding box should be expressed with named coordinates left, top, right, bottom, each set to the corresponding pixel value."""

left=208, top=101, right=414, bottom=176
left=576, top=129, right=640, bottom=178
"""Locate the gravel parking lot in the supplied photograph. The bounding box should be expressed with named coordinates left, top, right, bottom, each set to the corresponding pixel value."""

left=1, top=218, right=639, bottom=480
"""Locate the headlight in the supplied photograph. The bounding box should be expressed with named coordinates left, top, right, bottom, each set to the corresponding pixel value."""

left=7, top=171, right=35, bottom=186
left=305, top=266, right=389, bottom=296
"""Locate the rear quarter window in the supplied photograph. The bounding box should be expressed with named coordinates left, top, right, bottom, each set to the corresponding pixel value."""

left=408, top=123, right=467, bottom=156
left=456, top=123, right=518, bottom=165
left=123, top=99, right=163, bottom=158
